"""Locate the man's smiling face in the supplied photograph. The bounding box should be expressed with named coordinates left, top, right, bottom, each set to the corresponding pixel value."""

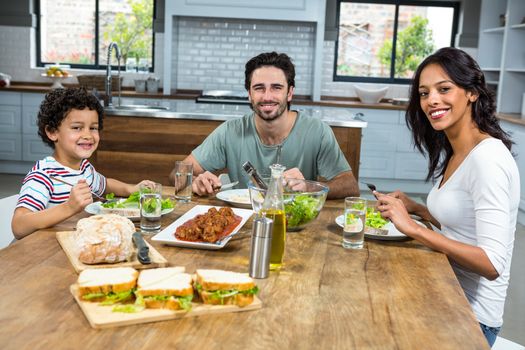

left=248, top=66, right=294, bottom=122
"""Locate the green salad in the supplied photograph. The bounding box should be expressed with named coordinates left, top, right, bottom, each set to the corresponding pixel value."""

left=365, top=207, right=388, bottom=228
left=284, top=194, right=322, bottom=228
left=101, top=191, right=174, bottom=211
left=344, top=207, right=388, bottom=228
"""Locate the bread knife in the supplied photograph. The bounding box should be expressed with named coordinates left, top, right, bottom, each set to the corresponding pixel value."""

left=132, top=232, right=152, bottom=264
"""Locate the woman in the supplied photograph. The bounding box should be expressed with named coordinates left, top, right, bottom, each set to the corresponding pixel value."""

left=375, top=47, right=520, bottom=347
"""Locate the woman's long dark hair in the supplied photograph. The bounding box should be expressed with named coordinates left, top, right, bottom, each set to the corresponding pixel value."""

left=406, top=47, right=513, bottom=181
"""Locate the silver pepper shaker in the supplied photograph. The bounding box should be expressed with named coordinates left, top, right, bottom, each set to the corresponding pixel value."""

left=249, top=214, right=273, bottom=279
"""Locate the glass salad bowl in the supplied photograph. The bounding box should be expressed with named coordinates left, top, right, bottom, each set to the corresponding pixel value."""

left=248, top=178, right=329, bottom=231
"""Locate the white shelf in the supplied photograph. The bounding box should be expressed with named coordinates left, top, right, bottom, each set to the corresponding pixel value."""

left=483, top=26, right=505, bottom=33
left=479, top=0, right=525, bottom=114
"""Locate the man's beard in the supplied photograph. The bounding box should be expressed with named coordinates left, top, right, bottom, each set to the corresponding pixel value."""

left=252, top=100, right=288, bottom=122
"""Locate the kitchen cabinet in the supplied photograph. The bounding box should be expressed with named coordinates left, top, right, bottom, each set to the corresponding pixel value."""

left=500, top=120, right=525, bottom=223
left=478, top=0, right=525, bottom=114
left=358, top=108, right=429, bottom=191
left=21, top=93, right=51, bottom=161
left=0, top=91, right=52, bottom=164
left=0, top=92, right=22, bottom=160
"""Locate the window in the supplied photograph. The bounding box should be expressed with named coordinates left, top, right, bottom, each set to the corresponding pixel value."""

left=334, top=0, right=459, bottom=84
left=36, top=0, right=155, bottom=71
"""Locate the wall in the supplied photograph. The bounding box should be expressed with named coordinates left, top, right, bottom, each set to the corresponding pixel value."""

left=0, top=0, right=479, bottom=99
left=170, top=17, right=315, bottom=95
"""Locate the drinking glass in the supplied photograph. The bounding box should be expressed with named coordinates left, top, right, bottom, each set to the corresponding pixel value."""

left=138, top=58, right=149, bottom=73
left=343, top=197, right=367, bottom=249
left=140, top=183, right=162, bottom=232
left=173, top=161, right=193, bottom=202
left=125, top=57, right=137, bottom=73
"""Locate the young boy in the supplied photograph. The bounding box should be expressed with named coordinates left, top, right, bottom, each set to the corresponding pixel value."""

left=12, top=87, right=154, bottom=239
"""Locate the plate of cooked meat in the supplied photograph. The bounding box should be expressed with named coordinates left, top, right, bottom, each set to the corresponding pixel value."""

left=151, top=205, right=254, bottom=249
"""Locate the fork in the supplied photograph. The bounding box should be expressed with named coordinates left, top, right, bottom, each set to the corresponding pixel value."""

left=49, top=176, right=108, bottom=202
left=363, top=182, right=377, bottom=192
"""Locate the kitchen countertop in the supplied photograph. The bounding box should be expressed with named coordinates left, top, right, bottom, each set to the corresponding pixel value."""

left=3, top=82, right=522, bottom=126
left=0, top=195, right=489, bottom=349
left=105, top=99, right=368, bottom=128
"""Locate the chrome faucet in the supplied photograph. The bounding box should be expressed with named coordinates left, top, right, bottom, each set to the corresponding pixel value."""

left=106, top=42, right=121, bottom=107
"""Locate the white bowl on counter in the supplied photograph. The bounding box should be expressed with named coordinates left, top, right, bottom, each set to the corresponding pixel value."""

left=354, top=85, right=389, bottom=104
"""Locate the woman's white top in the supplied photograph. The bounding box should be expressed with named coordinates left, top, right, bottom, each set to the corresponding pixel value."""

left=427, top=138, right=520, bottom=327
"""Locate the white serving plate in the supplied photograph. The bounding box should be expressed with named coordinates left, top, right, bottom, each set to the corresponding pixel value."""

left=335, top=215, right=426, bottom=241
left=151, top=205, right=254, bottom=250
left=216, top=189, right=252, bottom=209
left=85, top=200, right=174, bottom=221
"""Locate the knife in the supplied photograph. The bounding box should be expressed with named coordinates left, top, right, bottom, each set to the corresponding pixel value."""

left=132, top=232, right=151, bottom=264
left=214, top=181, right=239, bottom=191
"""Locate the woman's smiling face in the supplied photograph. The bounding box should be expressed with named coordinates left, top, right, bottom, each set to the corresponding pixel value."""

left=418, top=63, right=478, bottom=132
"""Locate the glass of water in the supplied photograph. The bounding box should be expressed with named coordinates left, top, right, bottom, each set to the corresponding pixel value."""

left=343, top=197, right=367, bottom=249
left=173, top=161, right=193, bottom=202
left=140, top=183, right=162, bottom=233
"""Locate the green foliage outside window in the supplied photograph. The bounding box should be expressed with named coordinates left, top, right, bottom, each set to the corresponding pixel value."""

left=377, top=16, right=435, bottom=78
left=103, top=0, right=153, bottom=62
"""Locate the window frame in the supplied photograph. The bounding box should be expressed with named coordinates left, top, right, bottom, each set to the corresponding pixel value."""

left=35, top=0, right=156, bottom=72
left=334, top=0, right=460, bottom=84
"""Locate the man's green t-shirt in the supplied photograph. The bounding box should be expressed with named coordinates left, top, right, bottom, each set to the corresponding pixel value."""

left=192, top=111, right=351, bottom=188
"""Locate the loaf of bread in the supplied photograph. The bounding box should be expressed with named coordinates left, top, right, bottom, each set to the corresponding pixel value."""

left=75, top=214, right=135, bottom=264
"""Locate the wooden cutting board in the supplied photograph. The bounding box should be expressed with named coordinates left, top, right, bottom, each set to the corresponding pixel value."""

left=56, top=231, right=168, bottom=273
left=70, top=285, right=262, bottom=329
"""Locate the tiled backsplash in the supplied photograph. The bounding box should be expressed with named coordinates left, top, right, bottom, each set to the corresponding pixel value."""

left=171, top=17, right=315, bottom=95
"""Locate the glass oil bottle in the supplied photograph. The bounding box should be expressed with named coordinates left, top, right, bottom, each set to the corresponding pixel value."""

left=261, top=164, right=287, bottom=270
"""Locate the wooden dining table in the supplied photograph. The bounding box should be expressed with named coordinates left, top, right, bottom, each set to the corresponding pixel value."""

left=0, top=192, right=489, bottom=349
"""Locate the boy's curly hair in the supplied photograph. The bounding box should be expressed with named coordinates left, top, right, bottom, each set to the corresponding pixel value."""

left=37, top=87, right=104, bottom=148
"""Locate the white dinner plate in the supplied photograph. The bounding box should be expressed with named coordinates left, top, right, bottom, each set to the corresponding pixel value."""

left=85, top=200, right=174, bottom=221
left=335, top=215, right=426, bottom=241
left=151, top=205, right=254, bottom=250
left=215, top=189, right=252, bottom=209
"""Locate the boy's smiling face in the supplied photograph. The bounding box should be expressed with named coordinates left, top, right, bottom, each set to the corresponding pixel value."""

left=45, top=108, right=100, bottom=169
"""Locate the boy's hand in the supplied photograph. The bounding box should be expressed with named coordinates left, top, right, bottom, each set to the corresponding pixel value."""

left=66, top=179, right=93, bottom=212
left=133, top=180, right=156, bottom=193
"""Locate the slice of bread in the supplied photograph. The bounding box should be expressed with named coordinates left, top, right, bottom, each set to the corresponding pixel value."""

left=136, top=267, right=193, bottom=297
left=195, top=269, right=255, bottom=292
left=77, top=267, right=138, bottom=299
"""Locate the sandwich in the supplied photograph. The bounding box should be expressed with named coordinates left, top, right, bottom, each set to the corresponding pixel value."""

left=194, top=269, right=259, bottom=307
left=77, top=267, right=138, bottom=305
left=135, top=267, right=194, bottom=311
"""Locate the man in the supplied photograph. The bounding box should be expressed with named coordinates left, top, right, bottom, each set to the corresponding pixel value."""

left=170, top=52, right=359, bottom=199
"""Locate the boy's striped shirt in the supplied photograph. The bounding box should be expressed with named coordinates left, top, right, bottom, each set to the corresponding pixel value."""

left=17, top=157, right=107, bottom=211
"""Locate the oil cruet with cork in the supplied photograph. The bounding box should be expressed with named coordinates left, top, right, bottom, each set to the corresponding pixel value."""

left=260, top=164, right=287, bottom=270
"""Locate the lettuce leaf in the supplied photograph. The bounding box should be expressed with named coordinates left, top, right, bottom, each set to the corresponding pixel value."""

left=99, top=289, right=134, bottom=305
left=284, top=195, right=321, bottom=227
left=365, top=207, right=388, bottom=228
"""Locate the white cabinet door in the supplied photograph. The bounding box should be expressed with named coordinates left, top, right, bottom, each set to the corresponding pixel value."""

left=21, top=93, right=45, bottom=134
left=22, top=134, right=53, bottom=161
left=0, top=105, right=21, bottom=133
left=394, top=125, right=428, bottom=180
left=0, top=133, right=22, bottom=160
left=359, top=110, right=400, bottom=179
left=359, top=151, right=396, bottom=179
left=0, top=91, right=22, bottom=105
